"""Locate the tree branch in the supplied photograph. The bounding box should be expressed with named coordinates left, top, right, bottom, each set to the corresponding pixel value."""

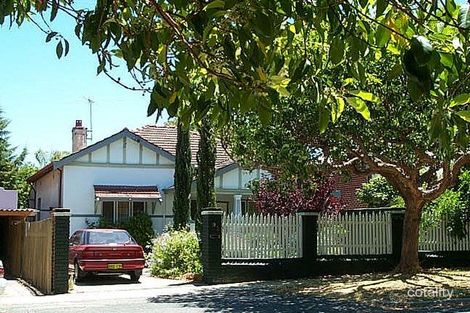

left=424, top=154, right=470, bottom=201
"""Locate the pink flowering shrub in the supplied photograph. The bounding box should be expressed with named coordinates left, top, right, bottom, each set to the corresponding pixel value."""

left=252, top=177, right=343, bottom=216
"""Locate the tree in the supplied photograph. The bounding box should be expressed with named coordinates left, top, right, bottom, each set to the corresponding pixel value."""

left=196, top=117, right=216, bottom=233
left=5, top=1, right=470, bottom=136
left=0, top=108, right=36, bottom=208
left=356, top=175, right=401, bottom=208
left=173, top=120, right=192, bottom=230
left=226, top=55, right=470, bottom=273
left=35, top=149, right=69, bottom=167
left=6, top=0, right=470, bottom=273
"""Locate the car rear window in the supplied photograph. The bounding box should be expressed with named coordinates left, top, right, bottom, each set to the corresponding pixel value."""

left=86, top=231, right=135, bottom=245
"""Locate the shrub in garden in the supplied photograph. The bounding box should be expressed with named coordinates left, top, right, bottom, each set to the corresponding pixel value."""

left=150, top=230, right=202, bottom=279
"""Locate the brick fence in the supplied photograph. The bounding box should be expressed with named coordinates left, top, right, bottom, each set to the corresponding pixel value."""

left=201, top=210, right=406, bottom=284
left=51, top=209, right=71, bottom=294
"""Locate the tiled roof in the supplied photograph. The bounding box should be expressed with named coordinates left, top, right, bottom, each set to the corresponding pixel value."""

left=132, top=125, right=233, bottom=169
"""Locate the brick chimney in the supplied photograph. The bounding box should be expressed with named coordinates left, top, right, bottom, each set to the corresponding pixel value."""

left=72, top=120, right=87, bottom=153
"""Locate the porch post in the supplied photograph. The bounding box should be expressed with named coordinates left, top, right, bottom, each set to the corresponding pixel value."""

left=233, top=194, right=242, bottom=215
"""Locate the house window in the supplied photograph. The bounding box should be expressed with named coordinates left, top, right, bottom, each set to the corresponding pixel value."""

left=100, top=200, right=152, bottom=223
left=117, top=201, right=130, bottom=223
left=102, top=201, right=114, bottom=223
left=241, top=200, right=256, bottom=215
left=133, top=201, right=145, bottom=216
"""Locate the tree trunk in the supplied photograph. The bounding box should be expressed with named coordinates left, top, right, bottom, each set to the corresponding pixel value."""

left=396, top=196, right=425, bottom=274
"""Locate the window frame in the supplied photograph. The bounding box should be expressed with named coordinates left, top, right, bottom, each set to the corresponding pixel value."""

left=97, top=199, right=153, bottom=223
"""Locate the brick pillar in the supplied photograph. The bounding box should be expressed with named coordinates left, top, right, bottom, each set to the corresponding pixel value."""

left=391, top=210, right=405, bottom=263
left=297, top=212, right=319, bottom=264
left=201, top=210, right=223, bottom=284
left=51, top=208, right=71, bottom=294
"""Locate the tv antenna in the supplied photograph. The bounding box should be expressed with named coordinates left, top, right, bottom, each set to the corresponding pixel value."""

left=84, top=97, right=94, bottom=142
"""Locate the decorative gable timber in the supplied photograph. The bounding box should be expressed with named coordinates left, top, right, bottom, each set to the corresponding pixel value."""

left=53, top=128, right=176, bottom=170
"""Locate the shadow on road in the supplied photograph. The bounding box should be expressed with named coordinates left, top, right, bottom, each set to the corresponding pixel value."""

left=75, top=274, right=140, bottom=286
left=147, top=284, right=390, bottom=313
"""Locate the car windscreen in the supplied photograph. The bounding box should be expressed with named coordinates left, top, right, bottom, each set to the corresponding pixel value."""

left=86, top=231, right=135, bottom=245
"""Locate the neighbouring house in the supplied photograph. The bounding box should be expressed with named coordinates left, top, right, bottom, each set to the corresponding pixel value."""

left=27, top=121, right=267, bottom=234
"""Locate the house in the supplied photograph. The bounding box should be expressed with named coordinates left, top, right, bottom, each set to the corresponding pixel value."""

left=28, top=121, right=266, bottom=234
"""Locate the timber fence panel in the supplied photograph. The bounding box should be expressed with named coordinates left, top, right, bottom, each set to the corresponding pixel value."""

left=221, top=213, right=302, bottom=259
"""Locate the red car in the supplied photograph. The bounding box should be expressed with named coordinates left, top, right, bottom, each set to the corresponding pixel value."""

left=69, top=229, right=145, bottom=282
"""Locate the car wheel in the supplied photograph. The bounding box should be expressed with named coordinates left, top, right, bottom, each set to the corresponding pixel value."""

left=74, top=262, right=86, bottom=283
left=130, top=271, right=141, bottom=282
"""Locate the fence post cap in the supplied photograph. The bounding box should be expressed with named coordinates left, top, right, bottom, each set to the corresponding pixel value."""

left=296, top=211, right=320, bottom=216
left=51, top=208, right=71, bottom=217
left=201, top=210, right=224, bottom=216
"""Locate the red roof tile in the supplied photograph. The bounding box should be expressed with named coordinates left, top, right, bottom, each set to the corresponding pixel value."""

left=132, top=125, right=233, bottom=169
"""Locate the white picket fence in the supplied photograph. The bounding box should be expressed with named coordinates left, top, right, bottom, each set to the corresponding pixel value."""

left=222, top=214, right=302, bottom=259
left=221, top=211, right=470, bottom=260
left=419, top=217, right=470, bottom=251
left=317, top=211, right=393, bottom=256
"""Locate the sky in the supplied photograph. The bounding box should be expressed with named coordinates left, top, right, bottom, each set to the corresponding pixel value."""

left=0, top=7, right=168, bottom=165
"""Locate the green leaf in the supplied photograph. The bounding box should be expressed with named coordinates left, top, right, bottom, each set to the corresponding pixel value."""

left=50, top=0, right=58, bottom=22
left=376, top=0, right=387, bottom=17
left=204, top=0, right=225, bottom=10
left=346, top=97, right=371, bottom=120
left=64, top=39, right=70, bottom=57
left=329, top=36, right=344, bottom=65
left=456, top=110, right=470, bottom=122
left=410, top=35, right=433, bottom=65
left=46, top=31, right=57, bottom=43
left=387, top=63, right=403, bottom=79
left=439, top=52, right=453, bottom=69
left=319, top=103, right=330, bottom=133
left=459, top=5, right=470, bottom=29
left=375, top=25, right=391, bottom=47
left=450, top=93, right=470, bottom=107
left=56, top=41, right=63, bottom=59
left=350, top=90, right=380, bottom=103
left=331, top=97, right=345, bottom=123
left=253, top=11, right=273, bottom=39
left=258, top=99, right=272, bottom=126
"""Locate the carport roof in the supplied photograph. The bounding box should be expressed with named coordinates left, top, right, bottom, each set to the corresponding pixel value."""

left=0, top=208, right=37, bottom=218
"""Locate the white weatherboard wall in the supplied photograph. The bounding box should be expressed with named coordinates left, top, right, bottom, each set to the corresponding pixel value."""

left=34, top=169, right=61, bottom=219
left=215, top=167, right=268, bottom=190
left=63, top=165, right=174, bottom=233
left=61, top=135, right=176, bottom=234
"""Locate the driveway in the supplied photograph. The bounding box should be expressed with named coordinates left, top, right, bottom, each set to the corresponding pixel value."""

left=70, top=269, right=183, bottom=295
left=0, top=278, right=34, bottom=298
